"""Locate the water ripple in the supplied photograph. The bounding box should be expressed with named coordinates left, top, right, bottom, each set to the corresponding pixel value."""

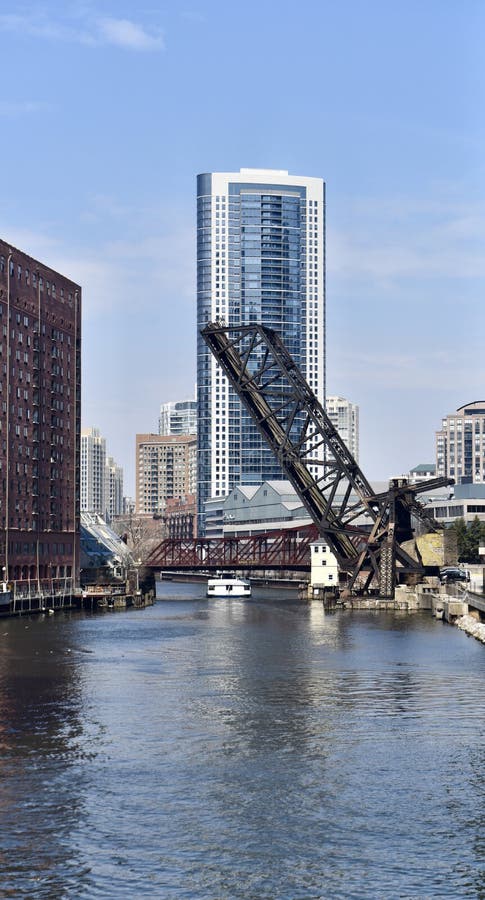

left=0, top=595, right=484, bottom=897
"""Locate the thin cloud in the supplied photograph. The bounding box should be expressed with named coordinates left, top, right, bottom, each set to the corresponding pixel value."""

left=0, top=13, right=64, bottom=39
left=0, top=11, right=164, bottom=51
left=79, top=193, right=131, bottom=224
left=327, top=198, right=485, bottom=283
left=0, top=100, right=51, bottom=116
left=97, top=17, right=164, bottom=51
left=1, top=222, right=194, bottom=320
left=330, top=342, right=485, bottom=397
left=0, top=228, right=60, bottom=263
left=180, top=10, right=207, bottom=24
left=0, top=12, right=89, bottom=42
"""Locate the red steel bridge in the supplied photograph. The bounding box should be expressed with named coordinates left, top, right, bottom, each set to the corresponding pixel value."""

left=146, top=523, right=320, bottom=574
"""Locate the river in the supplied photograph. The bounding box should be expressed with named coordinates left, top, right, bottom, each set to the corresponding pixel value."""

left=1, top=581, right=485, bottom=899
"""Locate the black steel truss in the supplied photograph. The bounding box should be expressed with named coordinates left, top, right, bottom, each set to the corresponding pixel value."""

left=201, top=321, right=452, bottom=597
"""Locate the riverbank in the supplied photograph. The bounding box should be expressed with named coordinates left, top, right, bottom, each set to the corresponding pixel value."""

left=456, top=613, right=485, bottom=643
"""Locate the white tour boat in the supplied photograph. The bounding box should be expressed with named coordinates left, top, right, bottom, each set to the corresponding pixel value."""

left=0, top=581, right=11, bottom=608
left=206, top=574, right=252, bottom=598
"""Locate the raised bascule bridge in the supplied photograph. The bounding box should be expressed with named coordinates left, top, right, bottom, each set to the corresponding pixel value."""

left=147, top=322, right=453, bottom=599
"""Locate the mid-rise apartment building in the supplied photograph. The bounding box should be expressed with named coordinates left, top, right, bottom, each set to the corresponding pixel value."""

left=197, top=167, right=325, bottom=532
left=326, top=396, right=359, bottom=462
left=136, top=433, right=197, bottom=515
left=0, top=239, right=81, bottom=584
left=436, top=401, right=485, bottom=483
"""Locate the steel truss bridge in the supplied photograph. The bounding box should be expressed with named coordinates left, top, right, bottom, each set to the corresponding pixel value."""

left=146, top=524, right=319, bottom=574
left=147, top=322, right=452, bottom=598
left=198, top=322, right=452, bottom=598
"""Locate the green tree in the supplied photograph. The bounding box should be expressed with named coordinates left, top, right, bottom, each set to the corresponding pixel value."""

left=450, top=518, right=468, bottom=561
left=451, top=515, right=485, bottom=563
left=466, top=516, right=483, bottom=563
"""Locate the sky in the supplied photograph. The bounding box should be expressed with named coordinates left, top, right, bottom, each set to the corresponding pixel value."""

left=0, top=0, right=484, bottom=495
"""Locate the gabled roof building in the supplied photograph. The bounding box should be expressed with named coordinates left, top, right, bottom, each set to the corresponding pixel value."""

left=221, top=481, right=309, bottom=536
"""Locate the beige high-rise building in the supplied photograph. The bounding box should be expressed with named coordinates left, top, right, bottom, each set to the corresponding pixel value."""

left=135, top=434, right=197, bottom=515
left=106, top=456, right=124, bottom=521
left=436, top=401, right=485, bottom=483
left=326, top=396, right=359, bottom=462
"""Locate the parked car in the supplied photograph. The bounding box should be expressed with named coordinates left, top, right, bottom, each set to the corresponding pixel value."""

left=439, top=567, right=470, bottom=584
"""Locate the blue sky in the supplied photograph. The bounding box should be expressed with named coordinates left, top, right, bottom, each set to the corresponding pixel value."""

left=0, top=1, right=484, bottom=494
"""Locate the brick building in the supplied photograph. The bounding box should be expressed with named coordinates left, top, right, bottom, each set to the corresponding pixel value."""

left=163, top=494, right=197, bottom=539
left=0, top=240, right=81, bottom=587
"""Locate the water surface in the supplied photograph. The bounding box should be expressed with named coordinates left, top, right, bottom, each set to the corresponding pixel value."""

left=1, top=582, right=484, bottom=898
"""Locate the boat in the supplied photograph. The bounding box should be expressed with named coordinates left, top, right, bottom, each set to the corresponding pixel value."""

left=0, top=581, right=11, bottom=608
left=207, top=574, right=252, bottom=598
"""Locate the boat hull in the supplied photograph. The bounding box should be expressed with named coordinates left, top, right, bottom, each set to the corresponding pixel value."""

left=0, top=586, right=11, bottom=608
left=207, top=578, right=251, bottom=598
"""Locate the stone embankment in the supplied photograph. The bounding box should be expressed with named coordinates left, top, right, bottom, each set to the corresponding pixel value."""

left=455, top=614, right=485, bottom=644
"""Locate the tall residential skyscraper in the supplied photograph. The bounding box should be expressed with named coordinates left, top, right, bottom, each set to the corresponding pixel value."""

left=106, top=456, right=124, bottom=521
left=81, top=427, right=124, bottom=521
left=197, top=168, right=325, bottom=531
left=326, top=396, right=360, bottom=462
left=436, top=401, right=485, bottom=483
left=159, top=399, right=197, bottom=436
left=0, top=239, right=81, bottom=585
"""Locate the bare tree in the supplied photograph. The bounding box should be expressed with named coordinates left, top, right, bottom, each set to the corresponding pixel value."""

left=112, top=512, right=166, bottom=564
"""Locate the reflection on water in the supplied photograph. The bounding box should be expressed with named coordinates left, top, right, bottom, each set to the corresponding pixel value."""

left=1, top=584, right=485, bottom=898
left=0, top=615, right=95, bottom=896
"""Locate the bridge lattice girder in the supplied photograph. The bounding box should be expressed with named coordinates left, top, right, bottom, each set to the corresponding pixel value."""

left=145, top=524, right=320, bottom=572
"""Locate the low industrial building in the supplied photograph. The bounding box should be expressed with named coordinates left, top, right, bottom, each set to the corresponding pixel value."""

left=204, top=475, right=485, bottom=561
left=221, top=481, right=310, bottom=537
left=204, top=496, right=226, bottom=538
left=423, top=481, right=485, bottom=526
left=211, top=480, right=399, bottom=538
